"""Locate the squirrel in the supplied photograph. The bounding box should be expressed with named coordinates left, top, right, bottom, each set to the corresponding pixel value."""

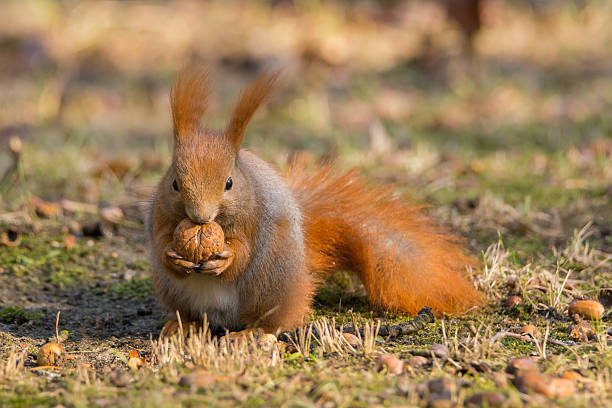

left=146, top=68, right=482, bottom=335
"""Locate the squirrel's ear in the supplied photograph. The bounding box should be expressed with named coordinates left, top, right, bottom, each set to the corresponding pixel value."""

left=226, top=71, right=279, bottom=151
left=170, top=67, right=211, bottom=143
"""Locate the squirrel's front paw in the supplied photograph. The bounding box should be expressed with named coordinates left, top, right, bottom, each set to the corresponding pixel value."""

left=195, top=249, right=234, bottom=276
left=164, top=247, right=201, bottom=274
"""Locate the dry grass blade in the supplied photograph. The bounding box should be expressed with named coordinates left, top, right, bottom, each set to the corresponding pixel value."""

left=0, top=349, right=27, bottom=379
left=559, top=222, right=612, bottom=272
left=288, top=324, right=313, bottom=359
left=312, top=318, right=359, bottom=355
left=476, top=234, right=514, bottom=299
left=151, top=315, right=283, bottom=375
left=355, top=319, right=381, bottom=356
left=455, top=322, right=501, bottom=361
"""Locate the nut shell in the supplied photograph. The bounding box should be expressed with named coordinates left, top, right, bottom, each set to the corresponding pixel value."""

left=37, top=342, right=64, bottom=366
left=173, top=219, right=224, bottom=264
left=568, top=299, right=604, bottom=320
left=376, top=354, right=404, bottom=374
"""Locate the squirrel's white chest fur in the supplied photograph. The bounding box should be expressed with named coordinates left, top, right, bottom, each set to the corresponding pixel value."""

left=172, top=275, right=240, bottom=329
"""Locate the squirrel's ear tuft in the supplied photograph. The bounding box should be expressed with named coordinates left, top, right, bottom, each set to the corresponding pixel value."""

left=226, top=71, right=279, bottom=151
left=170, top=67, right=211, bottom=143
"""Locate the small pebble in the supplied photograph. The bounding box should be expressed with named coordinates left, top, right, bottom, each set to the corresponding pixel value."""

left=549, top=378, right=576, bottom=398
left=109, top=369, right=131, bottom=387
left=427, top=377, right=453, bottom=400
left=32, top=199, right=61, bottom=218
left=258, top=333, right=278, bottom=352
left=408, top=355, right=429, bottom=368
left=122, top=269, right=136, bottom=282
left=429, top=344, right=449, bottom=359
left=179, top=370, right=217, bottom=389
left=342, top=332, right=361, bottom=347
left=514, top=370, right=553, bottom=397
left=506, top=357, right=538, bottom=375
left=519, top=324, right=540, bottom=338
left=83, top=223, right=104, bottom=238
left=428, top=399, right=453, bottom=408
left=465, top=392, right=506, bottom=407
left=100, top=206, right=124, bottom=224
left=562, top=371, right=583, bottom=381
left=376, top=354, right=403, bottom=374
left=396, top=374, right=412, bottom=394
left=8, top=135, right=22, bottom=153
left=503, top=295, right=522, bottom=307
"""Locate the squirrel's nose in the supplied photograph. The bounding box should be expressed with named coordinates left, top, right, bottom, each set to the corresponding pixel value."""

left=185, top=204, right=217, bottom=224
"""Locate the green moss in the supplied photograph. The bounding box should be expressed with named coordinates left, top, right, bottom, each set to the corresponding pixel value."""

left=502, top=337, right=534, bottom=354
left=107, top=277, right=153, bottom=300
left=0, top=307, right=44, bottom=325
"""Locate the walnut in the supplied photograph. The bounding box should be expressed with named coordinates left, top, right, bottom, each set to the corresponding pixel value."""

left=172, top=219, right=225, bottom=264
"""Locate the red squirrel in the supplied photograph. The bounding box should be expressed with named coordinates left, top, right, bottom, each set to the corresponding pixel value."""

left=146, top=68, right=482, bottom=334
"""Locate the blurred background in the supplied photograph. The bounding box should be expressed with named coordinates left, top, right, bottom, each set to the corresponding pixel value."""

left=0, top=0, right=611, bottom=249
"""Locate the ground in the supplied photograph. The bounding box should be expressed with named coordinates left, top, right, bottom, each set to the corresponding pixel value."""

left=1, top=0, right=612, bottom=407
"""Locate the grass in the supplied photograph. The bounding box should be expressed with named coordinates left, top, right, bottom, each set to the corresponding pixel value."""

left=1, top=0, right=612, bottom=406
left=0, top=307, right=44, bottom=325
left=107, top=277, right=153, bottom=300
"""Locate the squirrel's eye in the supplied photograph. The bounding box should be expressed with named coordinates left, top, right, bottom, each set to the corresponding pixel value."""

left=172, top=179, right=179, bottom=192
left=225, top=177, right=233, bottom=191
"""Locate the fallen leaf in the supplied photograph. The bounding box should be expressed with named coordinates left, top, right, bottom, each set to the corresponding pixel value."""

left=126, top=350, right=145, bottom=370
left=569, top=317, right=596, bottom=342
left=519, top=324, right=540, bottom=338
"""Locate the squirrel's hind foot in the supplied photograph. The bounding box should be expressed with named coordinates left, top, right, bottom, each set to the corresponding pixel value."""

left=160, top=318, right=201, bottom=338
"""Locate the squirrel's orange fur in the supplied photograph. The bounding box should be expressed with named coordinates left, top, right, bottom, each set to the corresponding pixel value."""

left=146, top=68, right=481, bottom=333
left=289, top=164, right=481, bottom=314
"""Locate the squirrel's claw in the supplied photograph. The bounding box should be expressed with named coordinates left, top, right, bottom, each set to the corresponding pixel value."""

left=215, top=250, right=233, bottom=259
left=165, top=248, right=183, bottom=259
left=164, top=247, right=200, bottom=273
left=195, top=251, right=234, bottom=275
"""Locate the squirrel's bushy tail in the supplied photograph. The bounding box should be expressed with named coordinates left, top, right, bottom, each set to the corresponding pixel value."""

left=287, top=162, right=482, bottom=315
